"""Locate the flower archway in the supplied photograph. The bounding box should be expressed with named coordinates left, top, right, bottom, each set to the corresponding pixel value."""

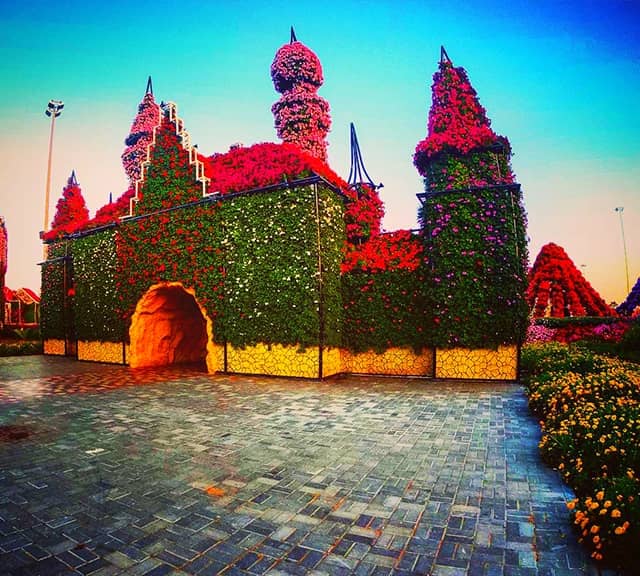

left=129, top=282, right=216, bottom=371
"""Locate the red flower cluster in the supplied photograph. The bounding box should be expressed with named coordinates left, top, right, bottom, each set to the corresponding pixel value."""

left=88, top=188, right=135, bottom=228
left=43, top=172, right=90, bottom=240
left=341, top=230, right=423, bottom=273
left=414, top=60, right=506, bottom=176
left=343, top=183, right=384, bottom=243
left=271, top=39, right=331, bottom=161
left=121, top=92, right=161, bottom=185
left=204, top=142, right=347, bottom=195
left=527, top=243, right=614, bottom=317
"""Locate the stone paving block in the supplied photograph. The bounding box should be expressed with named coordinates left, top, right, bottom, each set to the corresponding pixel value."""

left=0, top=358, right=617, bottom=575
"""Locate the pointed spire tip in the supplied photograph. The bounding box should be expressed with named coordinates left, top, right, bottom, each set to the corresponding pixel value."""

left=146, top=76, right=153, bottom=96
left=290, top=26, right=297, bottom=43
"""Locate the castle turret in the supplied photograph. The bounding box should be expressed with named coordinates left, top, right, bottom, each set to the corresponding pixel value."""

left=416, top=48, right=529, bottom=348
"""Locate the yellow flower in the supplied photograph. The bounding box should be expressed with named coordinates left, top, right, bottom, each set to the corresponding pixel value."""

left=566, top=499, right=576, bottom=510
left=595, top=491, right=604, bottom=501
left=590, top=525, right=600, bottom=534
left=611, top=509, right=621, bottom=518
left=615, top=526, right=627, bottom=535
left=604, top=500, right=612, bottom=508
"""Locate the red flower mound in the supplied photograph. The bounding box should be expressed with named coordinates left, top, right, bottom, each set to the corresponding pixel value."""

left=526, top=243, right=614, bottom=317
left=343, top=183, right=384, bottom=243
left=88, top=188, right=136, bottom=228
left=414, top=59, right=505, bottom=175
left=342, top=230, right=423, bottom=273
left=204, top=142, right=347, bottom=195
left=44, top=172, right=90, bottom=240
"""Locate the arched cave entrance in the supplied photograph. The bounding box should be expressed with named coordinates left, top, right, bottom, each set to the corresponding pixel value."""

left=129, top=283, right=210, bottom=370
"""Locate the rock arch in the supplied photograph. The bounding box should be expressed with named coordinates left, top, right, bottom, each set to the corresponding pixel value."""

left=129, top=282, right=215, bottom=370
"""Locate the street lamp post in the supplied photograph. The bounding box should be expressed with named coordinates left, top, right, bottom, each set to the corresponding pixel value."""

left=614, top=207, right=630, bottom=294
left=43, top=100, right=64, bottom=236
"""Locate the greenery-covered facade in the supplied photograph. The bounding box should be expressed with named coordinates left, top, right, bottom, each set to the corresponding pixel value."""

left=41, top=41, right=528, bottom=380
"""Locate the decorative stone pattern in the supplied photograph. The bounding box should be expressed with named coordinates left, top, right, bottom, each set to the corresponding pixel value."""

left=77, top=341, right=124, bottom=364
left=435, top=345, right=518, bottom=380
left=342, top=347, right=434, bottom=376
left=43, top=339, right=65, bottom=356
left=321, top=347, right=342, bottom=378
left=226, top=343, right=319, bottom=378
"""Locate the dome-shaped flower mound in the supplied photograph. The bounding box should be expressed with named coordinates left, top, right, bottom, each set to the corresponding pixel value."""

left=271, top=41, right=323, bottom=93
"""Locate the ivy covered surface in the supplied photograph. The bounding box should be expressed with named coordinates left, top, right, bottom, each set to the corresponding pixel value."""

left=73, top=230, right=122, bottom=342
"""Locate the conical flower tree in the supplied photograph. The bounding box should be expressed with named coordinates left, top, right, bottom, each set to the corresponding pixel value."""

left=416, top=49, right=529, bottom=348
left=271, top=30, right=331, bottom=161
left=617, top=277, right=640, bottom=316
left=45, top=171, right=90, bottom=240
left=121, top=77, right=161, bottom=185
left=526, top=243, right=613, bottom=317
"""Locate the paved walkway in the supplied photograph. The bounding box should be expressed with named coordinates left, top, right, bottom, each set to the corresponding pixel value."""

left=0, top=356, right=607, bottom=575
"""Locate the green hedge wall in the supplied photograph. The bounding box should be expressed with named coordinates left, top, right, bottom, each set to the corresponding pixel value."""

left=40, top=241, right=70, bottom=340
left=73, top=229, right=123, bottom=342
left=420, top=186, right=529, bottom=348
left=342, top=269, right=428, bottom=353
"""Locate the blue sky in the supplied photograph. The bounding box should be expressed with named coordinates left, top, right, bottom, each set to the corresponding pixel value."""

left=1, top=0, right=638, bottom=303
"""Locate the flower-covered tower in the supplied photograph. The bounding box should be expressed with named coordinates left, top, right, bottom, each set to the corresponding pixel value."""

left=121, top=77, right=161, bottom=185
left=527, top=243, right=614, bottom=317
left=271, top=28, right=331, bottom=161
left=416, top=48, right=529, bottom=348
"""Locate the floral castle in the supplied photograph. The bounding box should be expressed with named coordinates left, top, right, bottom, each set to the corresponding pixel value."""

left=41, top=36, right=528, bottom=380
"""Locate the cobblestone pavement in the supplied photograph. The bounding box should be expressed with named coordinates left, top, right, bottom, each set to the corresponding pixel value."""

left=0, top=356, right=613, bottom=575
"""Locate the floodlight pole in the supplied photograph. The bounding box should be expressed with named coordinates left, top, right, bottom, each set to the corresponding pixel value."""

left=44, top=100, right=64, bottom=235
left=614, top=207, right=630, bottom=294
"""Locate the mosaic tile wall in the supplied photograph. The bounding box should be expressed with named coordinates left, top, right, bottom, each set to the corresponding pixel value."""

left=341, top=347, right=434, bottom=376
left=43, top=339, right=65, bottom=356
left=226, top=343, right=320, bottom=379
left=77, top=341, right=124, bottom=364
left=321, top=347, right=342, bottom=378
left=434, top=345, right=518, bottom=380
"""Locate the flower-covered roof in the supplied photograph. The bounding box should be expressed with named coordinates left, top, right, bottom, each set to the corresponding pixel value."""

left=414, top=49, right=509, bottom=176
left=526, top=242, right=613, bottom=317
left=43, top=170, right=90, bottom=240
left=203, top=142, right=347, bottom=195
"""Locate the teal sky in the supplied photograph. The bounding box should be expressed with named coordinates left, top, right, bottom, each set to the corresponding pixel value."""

left=1, top=0, right=638, bottom=303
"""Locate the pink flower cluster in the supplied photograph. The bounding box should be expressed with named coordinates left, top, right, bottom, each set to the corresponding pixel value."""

left=271, top=42, right=323, bottom=93
left=121, top=92, right=161, bottom=184
left=271, top=40, right=331, bottom=161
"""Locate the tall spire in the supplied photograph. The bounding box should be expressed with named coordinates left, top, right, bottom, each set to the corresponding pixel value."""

left=68, top=169, right=78, bottom=186
left=440, top=45, right=451, bottom=64
left=290, top=26, right=297, bottom=43
left=146, top=76, right=153, bottom=95
left=347, top=123, right=378, bottom=189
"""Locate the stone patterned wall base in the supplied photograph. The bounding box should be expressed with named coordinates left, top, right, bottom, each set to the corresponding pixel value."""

left=206, top=343, right=224, bottom=374
left=341, top=347, right=434, bottom=376
left=435, top=345, right=518, bottom=380
left=322, top=347, right=342, bottom=378
left=77, top=341, right=124, bottom=364
left=226, top=343, right=320, bottom=378
left=43, top=339, right=65, bottom=356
